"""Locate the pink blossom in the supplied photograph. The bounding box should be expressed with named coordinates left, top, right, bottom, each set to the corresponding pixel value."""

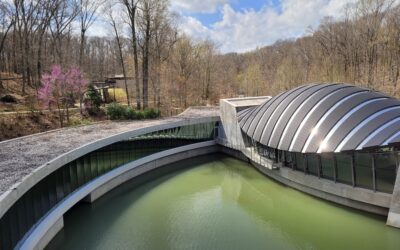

left=38, top=65, right=88, bottom=108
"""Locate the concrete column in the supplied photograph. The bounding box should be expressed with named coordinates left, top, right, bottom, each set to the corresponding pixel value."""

left=387, top=157, right=400, bottom=228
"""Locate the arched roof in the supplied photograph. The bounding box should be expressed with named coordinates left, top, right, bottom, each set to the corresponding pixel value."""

left=238, top=83, right=400, bottom=153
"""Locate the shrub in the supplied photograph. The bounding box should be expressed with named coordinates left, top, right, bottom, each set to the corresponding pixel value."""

left=144, top=108, right=161, bottom=119
left=106, top=103, right=126, bottom=120
left=84, top=84, right=102, bottom=116
left=106, top=103, right=161, bottom=120
left=135, top=110, right=145, bottom=120
left=125, top=107, right=137, bottom=120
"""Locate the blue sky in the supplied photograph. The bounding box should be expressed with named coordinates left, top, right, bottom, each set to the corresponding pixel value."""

left=170, top=0, right=357, bottom=53
left=189, top=0, right=277, bottom=27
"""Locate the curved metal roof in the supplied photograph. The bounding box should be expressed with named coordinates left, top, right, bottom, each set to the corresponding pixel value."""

left=238, top=83, right=400, bottom=153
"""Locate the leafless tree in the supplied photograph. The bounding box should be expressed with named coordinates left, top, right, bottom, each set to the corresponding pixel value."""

left=106, top=3, right=130, bottom=105
left=78, top=0, right=104, bottom=67
left=121, top=0, right=141, bottom=109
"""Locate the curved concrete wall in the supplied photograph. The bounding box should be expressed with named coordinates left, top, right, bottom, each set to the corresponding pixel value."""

left=0, top=117, right=218, bottom=221
left=17, top=141, right=219, bottom=250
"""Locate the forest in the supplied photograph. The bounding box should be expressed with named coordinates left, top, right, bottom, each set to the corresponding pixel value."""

left=0, top=0, right=399, bottom=126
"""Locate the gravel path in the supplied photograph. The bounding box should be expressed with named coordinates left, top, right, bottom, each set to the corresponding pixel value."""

left=0, top=107, right=220, bottom=195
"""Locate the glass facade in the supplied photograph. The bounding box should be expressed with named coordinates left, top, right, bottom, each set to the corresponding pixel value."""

left=243, top=135, right=398, bottom=195
left=0, top=122, right=217, bottom=250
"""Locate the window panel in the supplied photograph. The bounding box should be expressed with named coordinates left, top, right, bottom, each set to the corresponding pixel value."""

left=295, top=152, right=305, bottom=171
left=335, top=153, right=353, bottom=185
left=375, top=153, right=397, bottom=193
left=354, top=153, right=373, bottom=189
left=321, top=154, right=335, bottom=180
left=307, top=154, right=319, bottom=176
left=284, top=151, right=292, bottom=167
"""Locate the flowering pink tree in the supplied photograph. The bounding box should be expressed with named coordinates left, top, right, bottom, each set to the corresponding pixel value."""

left=38, top=65, right=88, bottom=127
left=65, top=66, right=88, bottom=114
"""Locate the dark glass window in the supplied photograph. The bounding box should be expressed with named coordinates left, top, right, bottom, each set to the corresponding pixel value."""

left=284, top=151, right=292, bottom=167
left=335, top=153, right=353, bottom=185
left=291, top=152, right=297, bottom=169
left=321, top=153, right=335, bottom=180
left=307, top=154, right=319, bottom=176
left=278, top=150, right=284, bottom=163
left=295, top=152, right=305, bottom=171
left=375, top=153, right=397, bottom=193
left=354, top=153, right=373, bottom=189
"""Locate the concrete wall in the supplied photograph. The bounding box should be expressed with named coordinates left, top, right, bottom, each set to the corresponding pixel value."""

left=0, top=117, right=219, bottom=221
left=17, top=141, right=219, bottom=250
left=387, top=168, right=400, bottom=227
left=219, top=98, right=268, bottom=147
left=219, top=99, right=243, bottom=147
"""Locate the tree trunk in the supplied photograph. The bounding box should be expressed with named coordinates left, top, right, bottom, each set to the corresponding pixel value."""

left=79, top=29, right=86, bottom=67
left=0, top=21, right=14, bottom=71
left=142, top=11, right=150, bottom=109
left=112, top=21, right=130, bottom=106
left=131, top=10, right=141, bottom=110
left=156, top=63, right=161, bottom=109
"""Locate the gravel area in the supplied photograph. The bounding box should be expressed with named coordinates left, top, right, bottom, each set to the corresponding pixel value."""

left=0, top=107, right=220, bottom=195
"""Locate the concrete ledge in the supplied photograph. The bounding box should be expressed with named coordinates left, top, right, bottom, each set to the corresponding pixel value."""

left=17, top=141, right=218, bottom=250
left=387, top=212, right=400, bottom=227
left=252, top=161, right=389, bottom=215
left=34, top=217, right=64, bottom=250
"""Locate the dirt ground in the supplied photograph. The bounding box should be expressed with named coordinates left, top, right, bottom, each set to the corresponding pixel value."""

left=0, top=73, right=105, bottom=141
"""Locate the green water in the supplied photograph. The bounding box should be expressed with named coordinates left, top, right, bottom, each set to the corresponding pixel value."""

left=47, top=154, right=400, bottom=250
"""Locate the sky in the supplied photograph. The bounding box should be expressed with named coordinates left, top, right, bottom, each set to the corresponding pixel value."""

left=170, top=0, right=358, bottom=53
left=88, top=0, right=358, bottom=54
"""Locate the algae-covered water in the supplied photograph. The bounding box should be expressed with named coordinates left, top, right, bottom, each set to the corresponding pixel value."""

left=47, top=154, right=400, bottom=250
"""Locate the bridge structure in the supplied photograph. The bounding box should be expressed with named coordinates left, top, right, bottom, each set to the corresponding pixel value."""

left=1, top=84, right=400, bottom=250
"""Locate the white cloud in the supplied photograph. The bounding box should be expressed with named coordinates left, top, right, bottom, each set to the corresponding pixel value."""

left=86, top=20, right=110, bottom=37
left=178, top=0, right=358, bottom=53
left=171, top=0, right=230, bottom=14
left=180, top=16, right=211, bottom=38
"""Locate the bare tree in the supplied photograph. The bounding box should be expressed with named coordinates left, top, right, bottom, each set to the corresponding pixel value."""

left=121, top=0, right=141, bottom=109
left=106, top=3, right=130, bottom=105
left=78, top=0, right=104, bottom=68
left=173, top=36, right=199, bottom=108
left=49, top=0, right=79, bottom=65
left=150, top=8, right=177, bottom=108
left=0, top=2, right=14, bottom=72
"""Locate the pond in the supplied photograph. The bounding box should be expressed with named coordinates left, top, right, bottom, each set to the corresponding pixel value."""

left=46, top=154, right=400, bottom=250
